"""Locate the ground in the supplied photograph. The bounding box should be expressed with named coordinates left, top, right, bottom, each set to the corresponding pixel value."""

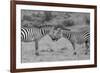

left=21, top=35, right=90, bottom=63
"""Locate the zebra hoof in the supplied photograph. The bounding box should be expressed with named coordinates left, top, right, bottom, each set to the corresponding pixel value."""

left=50, top=49, right=53, bottom=52
left=85, top=52, right=88, bottom=55
left=35, top=52, right=39, bottom=56
left=73, top=52, right=77, bottom=55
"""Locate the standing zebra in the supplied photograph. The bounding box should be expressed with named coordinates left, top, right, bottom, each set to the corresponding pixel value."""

left=21, top=25, right=56, bottom=56
left=21, top=24, right=71, bottom=56
left=52, top=27, right=90, bottom=55
left=21, top=24, right=69, bottom=56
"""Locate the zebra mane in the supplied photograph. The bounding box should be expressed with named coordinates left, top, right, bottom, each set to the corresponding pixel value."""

left=36, top=24, right=54, bottom=28
left=61, top=27, right=89, bottom=34
left=22, top=24, right=55, bottom=29
left=54, top=25, right=71, bottom=31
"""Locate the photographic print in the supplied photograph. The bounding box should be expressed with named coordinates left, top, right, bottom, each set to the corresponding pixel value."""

left=11, top=1, right=97, bottom=73
left=21, top=10, right=90, bottom=63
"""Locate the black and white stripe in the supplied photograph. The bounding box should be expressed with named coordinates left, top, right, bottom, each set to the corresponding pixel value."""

left=51, top=27, right=90, bottom=55
left=61, top=28, right=90, bottom=55
left=21, top=25, right=55, bottom=56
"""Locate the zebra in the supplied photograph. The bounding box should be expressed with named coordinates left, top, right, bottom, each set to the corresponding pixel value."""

left=21, top=25, right=55, bottom=56
left=49, top=25, right=71, bottom=41
left=52, top=27, right=90, bottom=55
left=21, top=24, right=70, bottom=56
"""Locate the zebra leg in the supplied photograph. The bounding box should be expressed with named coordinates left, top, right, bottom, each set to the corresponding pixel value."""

left=70, top=41, right=77, bottom=55
left=85, top=40, right=89, bottom=55
left=35, top=40, right=39, bottom=56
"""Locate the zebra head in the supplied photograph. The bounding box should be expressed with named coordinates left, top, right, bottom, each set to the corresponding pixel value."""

left=49, top=26, right=71, bottom=41
left=49, top=28, right=62, bottom=41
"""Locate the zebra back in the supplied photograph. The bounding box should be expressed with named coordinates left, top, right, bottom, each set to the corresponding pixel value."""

left=61, top=28, right=90, bottom=44
left=21, top=24, right=56, bottom=42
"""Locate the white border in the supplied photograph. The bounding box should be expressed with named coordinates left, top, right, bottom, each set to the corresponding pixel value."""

left=16, top=4, right=95, bottom=69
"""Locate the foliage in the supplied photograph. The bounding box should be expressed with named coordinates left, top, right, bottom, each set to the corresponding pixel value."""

left=21, top=10, right=90, bottom=28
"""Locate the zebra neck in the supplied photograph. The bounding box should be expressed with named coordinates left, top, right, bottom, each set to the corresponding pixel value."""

left=63, top=32, right=71, bottom=40
left=44, top=27, right=51, bottom=34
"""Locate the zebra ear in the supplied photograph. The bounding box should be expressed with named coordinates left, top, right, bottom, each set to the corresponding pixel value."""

left=57, top=28, right=61, bottom=32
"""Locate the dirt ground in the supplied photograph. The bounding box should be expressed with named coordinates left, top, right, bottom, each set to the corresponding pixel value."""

left=21, top=35, right=90, bottom=63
